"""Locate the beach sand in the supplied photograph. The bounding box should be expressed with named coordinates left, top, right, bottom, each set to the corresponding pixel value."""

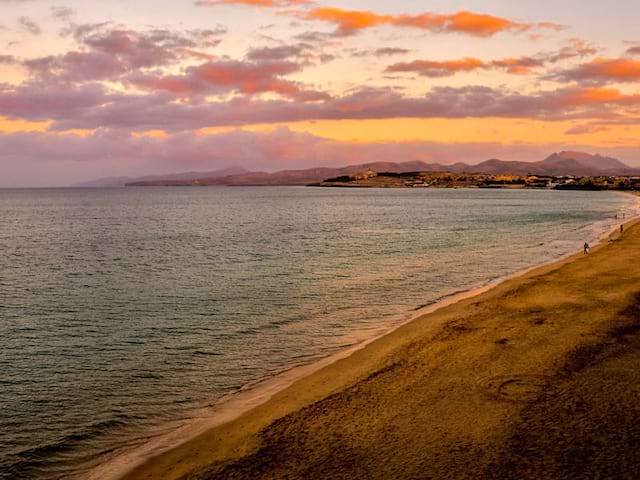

left=120, top=218, right=640, bottom=480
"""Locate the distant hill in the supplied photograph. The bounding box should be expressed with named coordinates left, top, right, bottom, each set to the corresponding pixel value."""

left=543, top=151, right=630, bottom=172
left=125, top=161, right=454, bottom=186
left=74, top=166, right=250, bottom=187
left=75, top=151, right=637, bottom=187
left=461, top=153, right=635, bottom=176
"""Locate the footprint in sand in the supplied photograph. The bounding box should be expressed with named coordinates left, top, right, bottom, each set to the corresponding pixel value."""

left=481, top=375, right=553, bottom=402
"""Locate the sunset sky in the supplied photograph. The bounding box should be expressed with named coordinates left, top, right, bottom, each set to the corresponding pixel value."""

left=1, top=0, right=640, bottom=186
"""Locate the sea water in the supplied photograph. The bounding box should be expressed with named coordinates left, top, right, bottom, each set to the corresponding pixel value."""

left=0, top=187, right=636, bottom=479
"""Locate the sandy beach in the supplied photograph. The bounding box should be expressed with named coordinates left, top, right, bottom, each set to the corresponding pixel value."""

left=118, top=215, right=640, bottom=480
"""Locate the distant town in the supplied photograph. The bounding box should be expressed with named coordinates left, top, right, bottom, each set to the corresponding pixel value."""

left=312, top=171, right=640, bottom=190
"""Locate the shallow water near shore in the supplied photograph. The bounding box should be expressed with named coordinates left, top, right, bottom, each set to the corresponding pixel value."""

left=0, top=187, right=637, bottom=479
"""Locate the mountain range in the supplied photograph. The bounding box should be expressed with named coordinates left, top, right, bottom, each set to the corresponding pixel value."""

left=73, top=166, right=250, bottom=187
left=75, top=152, right=638, bottom=187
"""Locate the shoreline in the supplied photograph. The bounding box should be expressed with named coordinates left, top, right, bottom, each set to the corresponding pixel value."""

left=84, top=265, right=523, bottom=480
left=86, top=278, right=506, bottom=480
left=87, top=193, right=639, bottom=480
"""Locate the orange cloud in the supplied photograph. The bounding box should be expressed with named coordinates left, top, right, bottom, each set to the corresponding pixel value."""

left=560, top=86, right=630, bottom=105
left=304, top=8, right=390, bottom=34
left=555, top=58, right=640, bottom=83
left=387, top=58, right=487, bottom=77
left=580, top=87, right=625, bottom=103
left=300, top=7, right=562, bottom=37
left=437, top=11, right=517, bottom=37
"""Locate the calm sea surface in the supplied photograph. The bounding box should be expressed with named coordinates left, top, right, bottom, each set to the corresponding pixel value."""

left=0, top=187, right=636, bottom=479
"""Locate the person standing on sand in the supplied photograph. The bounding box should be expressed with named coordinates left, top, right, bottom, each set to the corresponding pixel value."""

left=621, top=224, right=624, bottom=234
left=584, top=242, right=590, bottom=254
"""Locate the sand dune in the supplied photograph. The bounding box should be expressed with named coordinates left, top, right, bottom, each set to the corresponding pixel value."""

left=121, top=218, right=640, bottom=480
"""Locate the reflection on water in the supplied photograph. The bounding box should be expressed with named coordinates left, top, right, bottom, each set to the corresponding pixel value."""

left=0, top=187, right=635, bottom=479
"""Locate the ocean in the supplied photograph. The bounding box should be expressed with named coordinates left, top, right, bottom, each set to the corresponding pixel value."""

left=0, top=186, right=636, bottom=479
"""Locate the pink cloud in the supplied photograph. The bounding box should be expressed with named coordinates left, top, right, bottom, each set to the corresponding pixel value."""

left=24, top=27, right=225, bottom=83
left=127, top=59, right=329, bottom=101
left=0, top=82, right=112, bottom=121
left=19, top=24, right=332, bottom=103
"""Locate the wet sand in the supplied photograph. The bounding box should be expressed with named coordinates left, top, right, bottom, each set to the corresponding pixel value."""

left=121, top=217, right=640, bottom=480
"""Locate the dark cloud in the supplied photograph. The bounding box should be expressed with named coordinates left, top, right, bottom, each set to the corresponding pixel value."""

left=292, top=31, right=332, bottom=44
left=552, top=57, right=640, bottom=83
left=387, top=42, right=597, bottom=78
left=374, top=48, right=410, bottom=57
left=50, top=6, right=76, bottom=22
left=565, top=124, right=611, bottom=135
left=246, top=42, right=334, bottom=64
left=247, top=43, right=312, bottom=61
left=17, top=16, right=41, bottom=35
left=625, top=46, right=640, bottom=56
left=349, top=47, right=410, bottom=58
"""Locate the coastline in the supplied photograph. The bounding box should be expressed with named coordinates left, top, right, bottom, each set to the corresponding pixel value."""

left=89, top=193, right=640, bottom=480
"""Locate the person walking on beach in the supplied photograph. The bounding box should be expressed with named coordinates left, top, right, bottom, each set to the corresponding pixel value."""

left=621, top=224, right=624, bottom=234
left=584, top=242, right=590, bottom=254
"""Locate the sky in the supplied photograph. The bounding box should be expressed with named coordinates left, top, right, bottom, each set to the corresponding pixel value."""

left=1, top=0, right=640, bottom=186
